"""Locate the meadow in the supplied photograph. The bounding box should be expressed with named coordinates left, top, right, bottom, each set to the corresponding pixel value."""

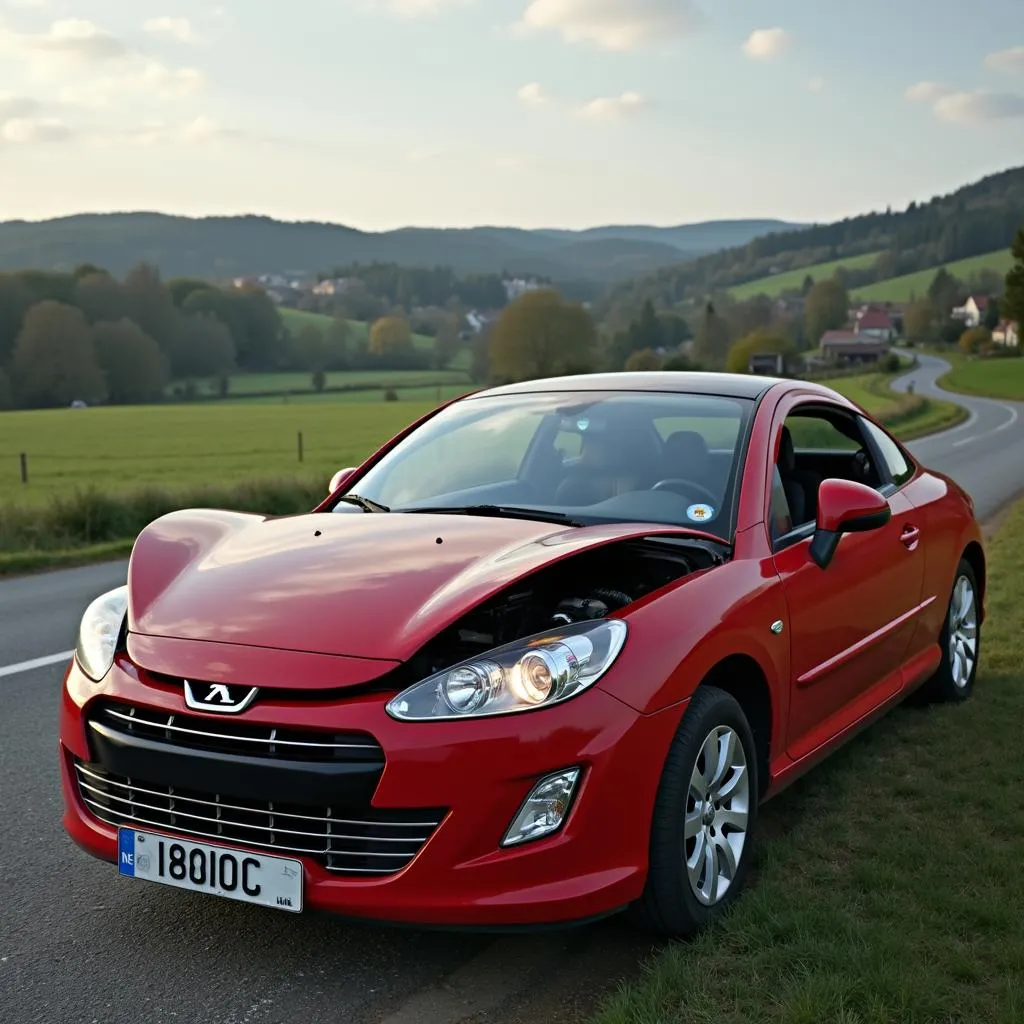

left=934, top=350, right=1024, bottom=401
left=728, top=252, right=883, bottom=301
left=595, top=495, right=1024, bottom=1024
left=853, top=248, right=1013, bottom=303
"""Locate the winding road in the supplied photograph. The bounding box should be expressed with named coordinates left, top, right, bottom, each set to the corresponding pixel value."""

left=1, top=354, right=1022, bottom=1024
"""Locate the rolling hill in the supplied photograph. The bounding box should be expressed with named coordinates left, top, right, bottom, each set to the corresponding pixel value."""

left=0, top=214, right=803, bottom=284
left=852, top=249, right=1014, bottom=303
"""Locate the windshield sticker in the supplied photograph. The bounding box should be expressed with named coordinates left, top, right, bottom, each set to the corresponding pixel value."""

left=576, top=418, right=590, bottom=431
left=686, top=503, right=716, bottom=523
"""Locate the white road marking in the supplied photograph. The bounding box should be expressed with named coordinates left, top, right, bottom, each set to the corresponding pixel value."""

left=0, top=650, right=74, bottom=680
left=952, top=403, right=1020, bottom=448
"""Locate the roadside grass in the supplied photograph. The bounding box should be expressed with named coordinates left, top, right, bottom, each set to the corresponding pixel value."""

left=931, top=350, right=1024, bottom=402
left=595, top=497, right=1024, bottom=1024
left=852, top=249, right=1013, bottom=303
left=728, top=252, right=883, bottom=301
left=827, top=371, right=968, bottom=439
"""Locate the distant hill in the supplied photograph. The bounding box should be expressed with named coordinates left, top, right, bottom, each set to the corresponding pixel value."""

left=0, top=214, right=803, bottom=284
left=602, top=164, right=1024, bottom=316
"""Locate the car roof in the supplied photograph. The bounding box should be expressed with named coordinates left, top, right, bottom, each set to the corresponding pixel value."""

left=473, top=371, right=789, bottom=402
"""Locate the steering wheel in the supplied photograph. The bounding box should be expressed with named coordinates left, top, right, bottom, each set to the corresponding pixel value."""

left=651, top=478, right=719, bottom=506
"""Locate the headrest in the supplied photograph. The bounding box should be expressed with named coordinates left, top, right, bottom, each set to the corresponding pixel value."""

left=664, top=430, right=710, bottom=469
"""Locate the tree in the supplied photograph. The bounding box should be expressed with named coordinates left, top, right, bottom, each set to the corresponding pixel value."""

left=801, top=274, right=815, bottom=296
left=291, top=324, right=327, bottom=373
left=804, top=277, right=849, bottom=346
left=958, top=326, right=992, bottom=356
left=927, top=267, right=961, bottom=318
left=490, top=289, right=596, bottom=382
left=369, top=315, right=414, bottom=355
left=432, top=313, right=461, bottom=369
left=167, top=313, right=235, bottom=380
left=92, top=318, right=169, bottom=404
left=983, top=298, right=1001, bottom=331
left=904, top=298, right=935, bottom=342
left=322, top=317, right=351, bottom=369
left=658, top=312, right=691, bottom=347
left=10, top=301, right=107, bottom=407
left=74, top=271, right=126, bottom=324
left=692, top=301, right=732, bottom=368
left=726, top=329, right=796, bottom=374
left=312, top=369, right=327, bottom=392
left=0, top=273, right=32, bottom=366
left=625, top=348, right=662, bottom=371
left=0, top=368, right=11, bottom=410
left=1004, top=225, right=1024, bottom=326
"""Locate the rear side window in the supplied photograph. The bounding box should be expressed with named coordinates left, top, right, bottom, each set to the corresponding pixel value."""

left=860, top=418, right=914, bottom=486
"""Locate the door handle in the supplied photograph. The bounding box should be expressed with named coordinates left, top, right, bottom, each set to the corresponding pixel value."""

left=900, top=525, right=921, bottom=549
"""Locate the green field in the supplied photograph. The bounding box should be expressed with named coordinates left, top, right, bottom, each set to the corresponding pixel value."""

left=596, top=496, right=1024, bottom=1024
left=183, top=369, right=471, bottom=397
left=935, top=351, right=1024, bottom=400
left=729, top=252, right=883, bottom=301
left=853, top=249, right=1013, bottom=303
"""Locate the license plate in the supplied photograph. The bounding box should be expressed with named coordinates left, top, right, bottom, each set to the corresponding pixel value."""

left=117, top=829, right=303, bottom=913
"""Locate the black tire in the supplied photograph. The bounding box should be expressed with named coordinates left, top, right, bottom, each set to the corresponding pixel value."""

left=629, top=685, right=759, bottom=939
left=919, top=557, right=981, bottom=704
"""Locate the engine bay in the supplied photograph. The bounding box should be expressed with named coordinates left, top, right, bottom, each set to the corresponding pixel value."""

left=407, top=536, right=725, bottom=680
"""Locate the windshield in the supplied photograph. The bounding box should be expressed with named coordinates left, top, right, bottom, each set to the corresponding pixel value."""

left=337, top=390, right=754, bottom=539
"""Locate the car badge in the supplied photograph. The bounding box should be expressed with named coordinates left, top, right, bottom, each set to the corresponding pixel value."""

left=183, top=680, right=259, bottom=714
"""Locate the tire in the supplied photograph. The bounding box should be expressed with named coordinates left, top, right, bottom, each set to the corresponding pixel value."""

left=629, top=685, right=759, bottom=939
left=919, top=557, right=981, bottom=704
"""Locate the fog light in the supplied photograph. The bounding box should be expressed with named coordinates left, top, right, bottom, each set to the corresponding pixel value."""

left=501, top=767, right=581, bottom=847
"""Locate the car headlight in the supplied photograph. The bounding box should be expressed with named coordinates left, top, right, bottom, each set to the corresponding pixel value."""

left=75, top=585, right=128, bottom=682
left=385, top=619, right=627, bottom=722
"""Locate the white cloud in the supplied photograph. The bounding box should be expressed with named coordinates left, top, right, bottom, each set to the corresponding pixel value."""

left=984, top=46, right=1024, bottom=75
left=933, top=90, right=1024, bottom=123
left=375, top=0, right=470, bottom=16
left=577, top=90, right=646, bottom=120
left=180, top=114, right=245, bottom=143
left=807, top=77, right=825, bottom=93
left=144, top=17, right=197, bottom=44
left=59, top=60, right=205, bottom=107
left=1, top=115, right=72, bottom=143
left=905, top=81, right=950, bottom=103
left=0, top=92, right=40, bottom=118
left=518, top=0, right=702, bottom=51
left=517, top=82, right=549, bottom=107
left=742, top=27, right=790, bottom=59
left=0, top=18, right=129, bottom=64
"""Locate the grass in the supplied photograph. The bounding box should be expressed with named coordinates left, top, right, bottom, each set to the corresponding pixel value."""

left=279, top=307, right=437, bottom=355
left=728, top=252, right=883, bottom=301
left=932, top=350, right=1024, bottom=401
left=594, top=496, right=1024, bottom=1024
left=177, top=369, right=471, bottom=398
left=853, top=249, right=1014, bottom=303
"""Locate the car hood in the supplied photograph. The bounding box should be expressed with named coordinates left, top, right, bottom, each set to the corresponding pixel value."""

left=126, top=508, right=715, bottom=667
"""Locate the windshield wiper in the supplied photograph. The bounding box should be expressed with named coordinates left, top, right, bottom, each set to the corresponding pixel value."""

left=401, top=505, right=583, bottom=527
left=335, top=494, right=391, bottom=513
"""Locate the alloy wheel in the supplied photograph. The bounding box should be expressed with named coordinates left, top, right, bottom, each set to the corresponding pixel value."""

left=949, top=574, right=978, bottom=689
left=684, top=725, right=750, bottom=906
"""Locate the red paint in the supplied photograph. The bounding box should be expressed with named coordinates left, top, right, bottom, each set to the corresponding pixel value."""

left=59, top=372, right=985, bottom=928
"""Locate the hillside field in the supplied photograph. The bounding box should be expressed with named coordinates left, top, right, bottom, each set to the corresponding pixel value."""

left=853, top=249, right=1013, bottom=302
left=935, top=351, right=1024, bottom=400
left=727, top=252, right=883, bottom=300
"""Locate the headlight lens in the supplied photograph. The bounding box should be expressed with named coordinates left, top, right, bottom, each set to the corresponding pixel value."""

left=386, top=619, right=627, bottom=722
left=75, top=585, right=128, bottom=681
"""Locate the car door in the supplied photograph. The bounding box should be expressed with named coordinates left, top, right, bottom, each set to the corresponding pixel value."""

left=768, top=400, right=926, bottom=762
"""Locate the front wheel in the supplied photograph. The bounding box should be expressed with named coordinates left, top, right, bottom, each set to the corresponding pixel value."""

left=630, top=685, right=759, bottom=938
left=920, top=558, right=981, bottom=703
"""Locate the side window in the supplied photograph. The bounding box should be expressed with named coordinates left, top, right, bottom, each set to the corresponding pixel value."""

left=860, top=418, right=914, bottom=487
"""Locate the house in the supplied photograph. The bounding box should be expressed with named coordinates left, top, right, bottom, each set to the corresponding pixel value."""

left=312, top=278, right=353, bottom=297
left=748, top=352, right=786, bottom=375
left=820, top=330, right=891, bottom=366
left=854, top=306, right=897, bottom=341
left=992, top=319, right=1020, bottom=348
left=503, top=278, right=542, bottom=302
left=952, top=294, right=991, bottom=328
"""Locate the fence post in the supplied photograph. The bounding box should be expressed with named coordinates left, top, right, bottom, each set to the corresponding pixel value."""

left=19, top=452, right=27, bottom=484
left=297, top=431, right=304, bottom=463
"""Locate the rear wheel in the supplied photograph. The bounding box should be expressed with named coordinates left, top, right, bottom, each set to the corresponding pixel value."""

left=920, top=558, right=980, bottom=703
left=630, top=685, right=758, bottom=938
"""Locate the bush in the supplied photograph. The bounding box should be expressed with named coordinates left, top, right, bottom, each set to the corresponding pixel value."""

left=383, top=388, right=399, bottom=401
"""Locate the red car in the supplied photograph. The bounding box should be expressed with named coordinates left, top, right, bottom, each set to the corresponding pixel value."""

left=60, top=371, right=984, bottom=937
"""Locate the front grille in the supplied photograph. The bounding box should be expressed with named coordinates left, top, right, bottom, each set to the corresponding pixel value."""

left=74, top=760, right=445, bottom=875
left=93, top=701, right=384, bottom=765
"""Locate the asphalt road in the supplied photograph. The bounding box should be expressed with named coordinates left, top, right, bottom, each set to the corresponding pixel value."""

left=1, top=354, right=1022, bottom=1024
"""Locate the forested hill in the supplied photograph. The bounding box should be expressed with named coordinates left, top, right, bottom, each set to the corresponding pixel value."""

left=602, top=165, right=1024, bottom=314
left=0, top=214, right=801, bottom=284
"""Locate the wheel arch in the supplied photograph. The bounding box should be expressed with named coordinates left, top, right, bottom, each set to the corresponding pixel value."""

left=961, top=540, right=986, bottom=620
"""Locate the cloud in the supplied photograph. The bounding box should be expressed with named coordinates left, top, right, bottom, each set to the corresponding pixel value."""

left=742, top=27, right=791, bottom=59
left=0, top=18, right=129, bottom=64
left=517, top=82, right=549, bottom=107
left=180, top=115, right=246, bottom=144
left=0, top=92, right=40, bottom=118
left=373, top=0, right=470, bottom=16
left=517, top=0, right=702, bottom=51
left=577, top=90, right=646, bottom=120
left=807, top=77, right=825, bottom=93
left=144, top=17, right=197, bottom=44
left=984, top=46, right=1024, bottom=75
left=58, top=60, right=205, bottom=107
left=933, top=90, right=1024, bottom=123
left=1, top=115, right=72, bottom=143
left=904, top=80, right=950, bottom=103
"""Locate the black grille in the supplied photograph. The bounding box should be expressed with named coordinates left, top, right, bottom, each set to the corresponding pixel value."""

left=92, top=701, right=384, bottom=765
left=74, top=760, right=445, bottom=876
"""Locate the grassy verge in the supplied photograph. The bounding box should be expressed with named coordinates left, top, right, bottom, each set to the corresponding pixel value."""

left=931, top=349, right=1024, bottom=402
left=595, top=498, right=1024, bottom=1024
left=828, top=370, right=968, bottom=439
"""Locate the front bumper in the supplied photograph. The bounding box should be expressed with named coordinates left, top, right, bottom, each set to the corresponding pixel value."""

left=59, top=653, right=687, bottom=928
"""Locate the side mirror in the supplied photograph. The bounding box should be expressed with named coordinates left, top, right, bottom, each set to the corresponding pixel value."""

left=809, top=478, right=891, bottom=569
left=328, top=467, right=356, bottom=496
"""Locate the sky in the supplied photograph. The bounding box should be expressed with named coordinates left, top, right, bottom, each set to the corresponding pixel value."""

left=1, top=0, right=1023, bottom=231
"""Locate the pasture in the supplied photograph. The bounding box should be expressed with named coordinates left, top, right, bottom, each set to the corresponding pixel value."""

left=728, top=252, right=883, bottom=300
left=935, top=352, right=1024, bottom=401
left=853, top=249, right=1013, bottom=303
